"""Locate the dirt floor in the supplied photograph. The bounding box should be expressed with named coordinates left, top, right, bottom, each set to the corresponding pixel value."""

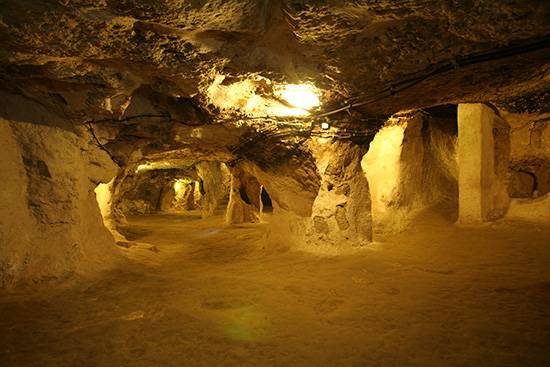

left=1, top=208, right=549, bottom=367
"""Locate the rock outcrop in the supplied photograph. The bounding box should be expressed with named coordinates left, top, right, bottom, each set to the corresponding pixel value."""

left=0, top=97, right=120, bottom=288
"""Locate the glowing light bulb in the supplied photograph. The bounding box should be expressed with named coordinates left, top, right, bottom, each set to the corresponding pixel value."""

left=321, top=122, right=330, bottom=130
left=174, top=178, right=193, bottom=194
left=174, top=180, right=184, bottom=193
left=278, top=84, right=320, bottom=110
left=135, top=164, right=150, bottom=173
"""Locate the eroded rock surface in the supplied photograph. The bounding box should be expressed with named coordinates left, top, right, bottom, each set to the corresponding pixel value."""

left=0, top=104, right=119, bottom=288
left=0, top=1, right=549, bottom=288
left=0, top=0, right=548, bottom=121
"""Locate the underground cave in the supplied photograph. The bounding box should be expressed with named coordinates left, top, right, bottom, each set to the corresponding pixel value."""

left=0, top=1, right=549, bottom=366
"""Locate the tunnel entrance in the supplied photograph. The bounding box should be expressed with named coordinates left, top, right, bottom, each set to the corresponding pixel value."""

left=96, top=161, right=232, bottom=243
left=239, top=186, right=252, bottom=205
left=260, top=186, right=273, bottom=213
left=112, top=168, right=205, bottom=217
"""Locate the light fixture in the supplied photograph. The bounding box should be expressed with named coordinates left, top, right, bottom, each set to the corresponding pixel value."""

left=174, top=178, right=193, bottom=194
left=134, top=161, right=180, bottom=173
left=135, top=163, right=150, bottom=173
left=277, top=84, right=320, bottom=111
left=321, top=122, right=330, bottom=130
left=206, top=74, right=321, bottom=118
left=174, top=179, right=184, bottom=193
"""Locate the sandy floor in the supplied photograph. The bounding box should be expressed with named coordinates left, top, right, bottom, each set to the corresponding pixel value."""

left=1, top=208, right=549, bottom=366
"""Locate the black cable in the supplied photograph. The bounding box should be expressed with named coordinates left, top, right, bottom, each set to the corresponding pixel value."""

left=86, top=122, right=122, bottom=167
left=322, top=36, right=550, bottom=117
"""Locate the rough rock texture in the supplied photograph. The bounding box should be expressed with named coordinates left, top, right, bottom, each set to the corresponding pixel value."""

left=506, top=193, right=550, bottom=222
left=457, top=104, right=510, bottom=224
left=158, top=180, right=177, bottom=211
left=0, top=0, right=548, bottom=121
left=195, top=161, right=230, bottom=218
left=363, top=113, right=425, bottom=232
left=363, top=111, right=458, bottom=233
left=0, top=1, right=549, bottom=288
left=239, top=156, right=320, bottom=218
left=362, top=104, right=548, bottom=231
left=508, top=170, right=536, bottom=198
left=422, top=107, right=460, bottom=205
left=94, top=178, right=128, bottom=243
left=111, top=166, right=198, bottom=216
left=226, top=166, right=261, bottom=225
left=222, top=157, right=322, bottom=249
left=504, top=110, right=550, bottom=198
left=228, top=138, right=372, bottom=252
left=172, top=182, right=198, bottom=211
left=0, top=112, right=119, bottom=288
left=306, top=140, right=372, bottom=248
left=115, top=171, right=164, bottom=215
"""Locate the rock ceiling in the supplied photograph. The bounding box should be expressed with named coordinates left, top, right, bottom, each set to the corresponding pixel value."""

left=0, top=0, right=549, bottom=124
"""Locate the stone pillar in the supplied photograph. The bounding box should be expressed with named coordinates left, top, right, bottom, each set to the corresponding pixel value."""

left=225, top=167, right=260, bottom=225
left=193, top=181, right=202, bottom=208
left=195, top=161, right=230, bottom=218
left=171, top=182, right=196, bottom=211
left=181, top=184, right=196, bottom=210
left=158, top=181, right=176, bottom=211
left=457, top=103, right=509, bottom=223
left=361, top=112, right=425, bottom=233
left=308, top=140, right=372, bottom=246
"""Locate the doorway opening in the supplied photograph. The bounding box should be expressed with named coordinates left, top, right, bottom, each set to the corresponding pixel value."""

left=260, top=186, right=273, bottom=213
